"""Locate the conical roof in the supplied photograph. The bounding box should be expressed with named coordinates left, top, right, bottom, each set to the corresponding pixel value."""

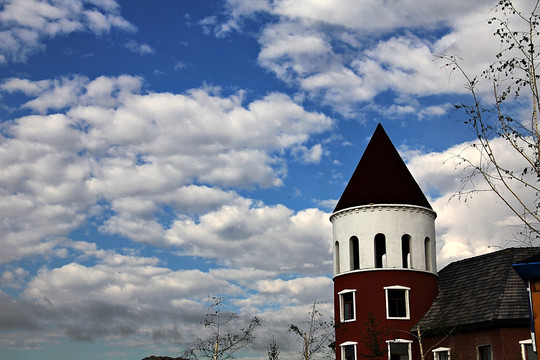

left=333, top=124, right=432, bottom=213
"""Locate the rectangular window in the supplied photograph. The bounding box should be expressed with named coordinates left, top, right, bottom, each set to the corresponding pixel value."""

left=387, top=340, right=411, bottom=360
left=477, top=345, right=492, bottom=360
left=340, top=342, right=357, bottom=360
left=339, top=290, right=356, bottom=322
left=385, top=286, right=410, bottom=319
left=433, top=347, right=451, bottom=360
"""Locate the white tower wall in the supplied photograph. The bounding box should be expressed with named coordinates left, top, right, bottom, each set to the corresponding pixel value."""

left=331, top=204, right=437, bottom=276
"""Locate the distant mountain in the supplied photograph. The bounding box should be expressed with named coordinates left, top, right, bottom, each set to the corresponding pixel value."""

left=142, top=356, right=189, bottom=360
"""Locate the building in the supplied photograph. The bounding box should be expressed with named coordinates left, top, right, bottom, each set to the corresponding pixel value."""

left=331, top=123, right=438, bottom=360
left=418, top=247, right=539, bottom=360
left=331, top=123, right=539, bottom=360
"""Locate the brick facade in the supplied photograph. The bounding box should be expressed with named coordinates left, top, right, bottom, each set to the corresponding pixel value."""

left=421, top=327, right=530, bottom=360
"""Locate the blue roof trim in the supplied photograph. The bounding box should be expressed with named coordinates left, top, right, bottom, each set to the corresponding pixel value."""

left=513, top=262, right=540, bottom=278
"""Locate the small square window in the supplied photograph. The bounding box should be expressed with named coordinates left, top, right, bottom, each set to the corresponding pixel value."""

left=477, top=345, right=492, bottom=360
left=384, top=286, right=410, bottom=319
left=339, top=290, right=356, bottom=322
left=433, top=347, right=451, bottom=360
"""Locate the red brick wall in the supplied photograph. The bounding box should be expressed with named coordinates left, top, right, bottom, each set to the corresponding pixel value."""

left=421, top=327, right=531, bottom=360
left=333, top=270, right=438, bottom=360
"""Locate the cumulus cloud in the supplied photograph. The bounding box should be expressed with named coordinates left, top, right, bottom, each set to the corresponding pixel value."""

left=220, top=0, right=518, bottom=118
left=0, top=0, right=135, bottom=63
left=0, top=237, right=331, bottom=349
left=0, top=75, right=332, bottom=265
left=166, top=201, right=332, bottom=273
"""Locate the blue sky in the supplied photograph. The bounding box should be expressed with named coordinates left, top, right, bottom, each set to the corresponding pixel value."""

left=0, top=1, right=536, bottom=359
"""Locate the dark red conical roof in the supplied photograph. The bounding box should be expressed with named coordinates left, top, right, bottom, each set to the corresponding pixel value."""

left=333, top=123, right=432, bottom=213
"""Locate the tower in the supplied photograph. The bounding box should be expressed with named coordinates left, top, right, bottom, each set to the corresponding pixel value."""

left=331, top=124, right=438, bottom=360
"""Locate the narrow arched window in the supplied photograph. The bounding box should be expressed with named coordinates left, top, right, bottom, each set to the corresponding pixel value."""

left=335, top=241, right=340, bottom=274
left=350, top=236, right=359, bottom=270
left=375, top=233, right=386, bottom=268
left=425, top=237, right=432, bottom=271
left=401, top=234, right=411, bottom=268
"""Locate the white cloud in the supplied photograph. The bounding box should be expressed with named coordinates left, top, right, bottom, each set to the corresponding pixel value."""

left=0, top=75, right=333, bottom=264
left=292, top=143, right=323, bottom=164
left=166, top=201, right=332, bottom=273
left=1, top=77, right=52, bottom=95
left=0, top=0, right=135, bottom=62
left=255, top=276, right=332, bottom=298
left=0, top=267, right=29, bottom=288
left=125, top=40, right=154, bottom=55
left=0, top=239, right=329, bottom=348
left=23, top=262, right=238, bottom=308
left=271, top=0, right=491, bottom=31
left=0, top=252, right=239, bottom=344
left=257, top=21, right=335, bottom=83
left=221, top=0, right=518, bottom=118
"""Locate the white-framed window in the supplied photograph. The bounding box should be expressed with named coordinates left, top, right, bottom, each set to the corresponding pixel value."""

left=340, top=341, right=357, bottom=360
left=386, top=339, right=412, bottom=360
left=384, top=285, right=410, bottom=319
left=338, top=289, right=356, bottom=322
left=477, top=344, right=492, bottom=360
left=433, top=347, right=451, bottom=360
left=520, top=339, right=538, bottom=360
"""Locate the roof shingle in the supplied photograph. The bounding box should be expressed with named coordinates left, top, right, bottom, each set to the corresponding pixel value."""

left=416, top=247, right=540, bottom=335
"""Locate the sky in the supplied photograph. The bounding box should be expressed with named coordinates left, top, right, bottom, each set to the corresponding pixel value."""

left=0, top=0, right=538, bottom=359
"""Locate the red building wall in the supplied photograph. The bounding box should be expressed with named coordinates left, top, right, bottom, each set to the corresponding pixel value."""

left=422, top=327, right=531, bottom=360
left=334, top=269, right=438, bottom=360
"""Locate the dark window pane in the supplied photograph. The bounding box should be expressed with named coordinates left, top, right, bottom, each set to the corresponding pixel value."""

left=438, top=351, right=449, bottom=360
left=342, top=292, right=354, bottom=320
left=343, top=344, right=355, bottom=360
left=387, top=289, right=406, bottom=318
left=478, top=345, right=491, bottom=360
left=526, top=344, right=538, bottom=360
left=389, top=342, right=409, bottom=360
left=375, top=234, right=386, bottom=268
left=350, top=237, right=359, bottom=270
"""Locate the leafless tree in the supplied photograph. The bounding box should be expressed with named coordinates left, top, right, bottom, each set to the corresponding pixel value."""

left=288, top=301, right=334, bottom=360
left=438, top=0, right=540, bottom=245
left=182, top=296, right=260, bottom=360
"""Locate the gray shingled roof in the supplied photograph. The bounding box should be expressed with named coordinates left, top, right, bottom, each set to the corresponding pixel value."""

left=333, top=124, right=432, bottom=213
left=416, top=247, right=540, bottom=336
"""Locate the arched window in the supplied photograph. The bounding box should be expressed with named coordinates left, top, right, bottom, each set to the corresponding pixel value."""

left=375, top=233, right=386, bottom=268
left=335, top=241, right=340, bottom=274
left=401, top=234, right=411, bottom=268
left=424, top=237, right=432, bottom=271
left=350, top=236, right=359, bottom=270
